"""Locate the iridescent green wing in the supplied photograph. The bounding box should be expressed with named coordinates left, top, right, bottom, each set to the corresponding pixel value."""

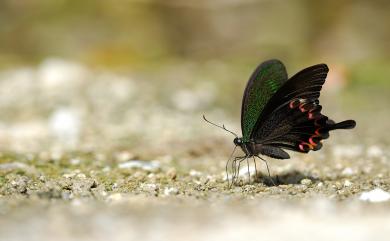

left=241, top=59, right=288, bottom=141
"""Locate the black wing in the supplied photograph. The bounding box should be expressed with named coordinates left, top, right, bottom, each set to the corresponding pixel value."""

left=250, top=64, right=355, bottom=157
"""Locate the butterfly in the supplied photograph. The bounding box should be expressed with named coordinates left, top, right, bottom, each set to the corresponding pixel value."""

left=204, top=59, right=356, bottom=186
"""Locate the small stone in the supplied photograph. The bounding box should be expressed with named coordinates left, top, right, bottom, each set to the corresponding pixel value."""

left=189, top=170, right=202, bottom=177
left=359, top=188, right=390, bottom=202
left=341, top=167, right=354, bottom=176
left=300, top=178, right=312, bottom=186
left=115, top=151, right=135, bottom=162
left=39, top=175, right=46, bottom=182
left=140, top=183, right=158, bottom=192
left=63, top=173, right=76, bottom=178
left=164, top=187, right=179, bottom=196
left=76, top=173, right=86, bottom=179
left=70, top=158, right=81, bottom=165
left=317, top=182, right=324, bottom=187
left=344, top=180, right=353, bottom=187
left=10, top=176, right=29, bottom=193
left=71, top=178, right=96, bottom=196
left=167, top=168, right=177, bottom=180
left=118, top=160, right=160, bottom=171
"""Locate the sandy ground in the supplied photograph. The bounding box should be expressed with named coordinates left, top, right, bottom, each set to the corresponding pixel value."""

left=0, top=60, right=389, bottom=241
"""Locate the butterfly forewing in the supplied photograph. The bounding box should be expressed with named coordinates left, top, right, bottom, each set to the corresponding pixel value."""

left=252, top=63, right=329, bottom=132
left=241, top=59, right=288, bottom=141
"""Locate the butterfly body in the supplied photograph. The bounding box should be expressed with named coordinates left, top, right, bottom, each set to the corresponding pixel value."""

left=234, top=138, right=290, bottom=159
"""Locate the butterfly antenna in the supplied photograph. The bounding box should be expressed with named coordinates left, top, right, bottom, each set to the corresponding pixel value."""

left=202, top=115, right=238, bottom=138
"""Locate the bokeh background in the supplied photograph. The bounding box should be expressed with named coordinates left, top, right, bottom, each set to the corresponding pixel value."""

left=0, top=0, right=389, bottom=153
left=0, top=1, right=390, bottom=241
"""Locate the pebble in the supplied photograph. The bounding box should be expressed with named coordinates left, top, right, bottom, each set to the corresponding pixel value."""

left=118, top=160, right=160, bottom=171
left=164, top=187, right=179, bottom=196
left=140, top=183, right=158, bottom=192
left=69, top=158, right=81, bottom=165
left=10, top=176, right=29, bottom=193
left=341, top=167, right=354, bottom=176
left=115, top=151, right=135, bottom=162
left=359, top=188, right=390, bottom=202
left=344, top=180, right=353, bottom=187
left=189, top=170, right=202, bottom=177
left=300, top=179, right=312, bottom=186
left=63, top=173, right=76, bottom=178
left=166, top=168, right=177, bottom=180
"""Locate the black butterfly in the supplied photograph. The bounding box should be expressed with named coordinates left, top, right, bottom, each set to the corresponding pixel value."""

left=204, top=59, right=356, bottom=185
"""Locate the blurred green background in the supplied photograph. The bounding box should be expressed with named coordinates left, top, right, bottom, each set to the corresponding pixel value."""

left=0, top=0, right=389, bottom=70
left=0, top=0, right=389, bottom=153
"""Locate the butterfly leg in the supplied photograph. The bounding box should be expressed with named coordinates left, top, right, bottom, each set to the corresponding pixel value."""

left=225, top=146, right=238, bottom=187
left=252, top=156, right=258, bottom=182
left=236, top=156, right=251, bottom=185
left=246, top=157, right=251, bottom=184
left=230, top=156, right=246, bottom=187
left=256, top=155, right=277, bottom=186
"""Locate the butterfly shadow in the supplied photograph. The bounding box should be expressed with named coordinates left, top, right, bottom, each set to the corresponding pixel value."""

left=256, top=170, right=319, bottom=186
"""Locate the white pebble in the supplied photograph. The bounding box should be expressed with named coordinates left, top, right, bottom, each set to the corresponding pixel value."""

left=341, top=167, right=354, bottom=176
left=115, top=151, right=135, bottom=162
left=140, top=183, right=158, bottom=192
left=118, top=160, right=160, bottom=171
left=164, top=187, right=179, bottom=196
left=359, top=188, right=390, bottom=202
left=189, top=170, right=202, bottom=177
left=344, top=180, right=353, bottom=187
left=70, top=158, right=81, bottom=165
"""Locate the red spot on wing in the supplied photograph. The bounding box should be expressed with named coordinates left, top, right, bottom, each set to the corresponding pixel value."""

left=289, top=99, right=300, bottom=109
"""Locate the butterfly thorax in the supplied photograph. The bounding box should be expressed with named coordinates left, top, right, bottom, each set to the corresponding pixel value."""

left=234, top=137, right=256, bottom=156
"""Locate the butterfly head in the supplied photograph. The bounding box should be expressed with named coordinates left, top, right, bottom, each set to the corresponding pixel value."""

left=233, top=137, right=244, bottom=147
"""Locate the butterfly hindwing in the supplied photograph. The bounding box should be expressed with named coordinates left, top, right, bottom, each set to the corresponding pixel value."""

left=241, top=59, right=288, bottom=141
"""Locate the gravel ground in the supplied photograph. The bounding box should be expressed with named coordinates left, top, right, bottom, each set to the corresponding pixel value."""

left=0, top=60, right=389, bottom=241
